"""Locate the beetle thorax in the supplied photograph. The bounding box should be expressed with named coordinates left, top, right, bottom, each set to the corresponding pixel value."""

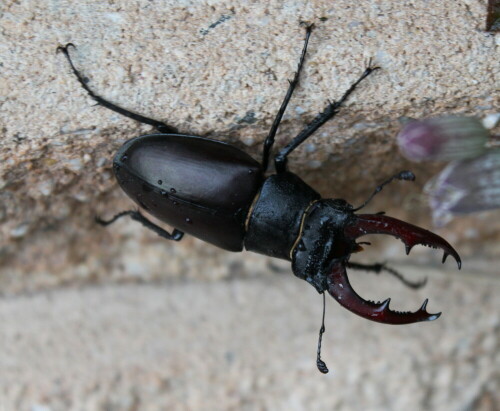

left=244, top=172, right=321, bottom=260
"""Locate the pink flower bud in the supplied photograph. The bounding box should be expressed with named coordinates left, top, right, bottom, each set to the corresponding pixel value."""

left=397, top=116, right=489, bottom=162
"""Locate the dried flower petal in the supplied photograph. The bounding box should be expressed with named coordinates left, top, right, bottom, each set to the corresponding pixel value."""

left=425, top=149, right=500, bottom=226
left=397, top=116, right=489, bottom=162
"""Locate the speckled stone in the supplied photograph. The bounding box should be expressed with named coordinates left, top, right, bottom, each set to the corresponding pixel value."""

left=0, top=265, right=498, bottom=410
left=0, top=1, right=499, bottom=409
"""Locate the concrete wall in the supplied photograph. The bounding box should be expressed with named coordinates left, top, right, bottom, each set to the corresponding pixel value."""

left=1, top=1, right=498, bottom=409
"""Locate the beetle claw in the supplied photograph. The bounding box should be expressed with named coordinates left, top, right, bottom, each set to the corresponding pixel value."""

left=327, top=261, right=441, bottom=324
left=324, top=212, right=458, bottom=323
left=345, top=214, right=461, bottom=269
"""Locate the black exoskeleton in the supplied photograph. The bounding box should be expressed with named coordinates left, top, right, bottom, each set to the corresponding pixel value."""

left=58, top=24, right=461, bottom=374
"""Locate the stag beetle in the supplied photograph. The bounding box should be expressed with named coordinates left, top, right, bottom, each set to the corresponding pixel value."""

left=58, top=25, right=461, bottom=373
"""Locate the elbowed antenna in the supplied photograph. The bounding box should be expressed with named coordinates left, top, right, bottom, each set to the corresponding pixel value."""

left=353, top=170, right=416, bottom=212
left=316, top=292, right=329, bottom=374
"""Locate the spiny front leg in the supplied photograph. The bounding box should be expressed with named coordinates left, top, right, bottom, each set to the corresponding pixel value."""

left=274, top=60, right=380, bottom=173
left=261, top=23, right=314, bottom=172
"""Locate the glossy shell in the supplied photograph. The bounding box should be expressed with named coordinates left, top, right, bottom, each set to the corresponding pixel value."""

left=245, top=172, right=320, bottom=260
left=113, top=134, right=263, bottom=251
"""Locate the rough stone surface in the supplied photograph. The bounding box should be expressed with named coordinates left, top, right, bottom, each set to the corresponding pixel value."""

left=0, top=1, right=499, bottom=409
left=1, top=266, right=499, bottom=410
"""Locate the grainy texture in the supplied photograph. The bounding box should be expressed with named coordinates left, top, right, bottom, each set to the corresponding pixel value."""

left=0, top=0, right=499, bottom=409
left=1, top=0, right=499, bottom=285
left=1, top=266, right=498, bottom=410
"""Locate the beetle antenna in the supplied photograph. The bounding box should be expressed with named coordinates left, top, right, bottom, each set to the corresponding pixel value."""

left=316, top=292, right=329, bottom=374
left=352, top=170, right=415, bottom=212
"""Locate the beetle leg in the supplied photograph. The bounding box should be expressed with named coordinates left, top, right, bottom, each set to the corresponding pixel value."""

left=274, top=60, right=380, bottom=173
left=327, top=260, right=440, bottom=324
left=345, top=214, right=461, bottom=269
left=261, top=23, right=314, bottom=172
left=57, top=44, right=178, bottom=134
left=96, top=210, right=184, bottom=241
left=347, top=261, right=427, bottom=289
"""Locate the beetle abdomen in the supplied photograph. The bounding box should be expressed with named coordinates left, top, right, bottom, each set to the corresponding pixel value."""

left=113, top=134, right=263, bottom=251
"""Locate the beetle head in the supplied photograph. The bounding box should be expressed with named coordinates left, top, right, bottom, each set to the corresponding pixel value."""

left=291, top=199, right=461, bottom=324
